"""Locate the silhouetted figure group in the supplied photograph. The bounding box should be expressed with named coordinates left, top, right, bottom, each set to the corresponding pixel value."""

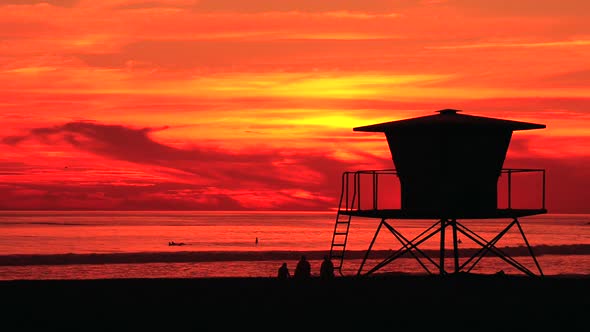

left=276, top=255, right=335, bottom=280
left=168, top=241, right=185, bottom=246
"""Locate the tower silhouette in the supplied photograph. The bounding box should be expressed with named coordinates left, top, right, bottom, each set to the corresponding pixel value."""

left=329, top=109, right=546, bottom=276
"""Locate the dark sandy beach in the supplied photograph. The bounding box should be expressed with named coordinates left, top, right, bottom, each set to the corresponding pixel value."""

left=2, top=274, right=588, bottom=329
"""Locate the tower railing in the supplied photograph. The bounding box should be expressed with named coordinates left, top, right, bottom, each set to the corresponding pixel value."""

left=339, top=169, right=399, bottom=212
left=501, top=168, right=546, bottom=210
left=337, top=168, right=546, bottom=214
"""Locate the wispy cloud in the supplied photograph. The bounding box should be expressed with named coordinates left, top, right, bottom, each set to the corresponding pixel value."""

left=428, top=39, right=590, bottom=50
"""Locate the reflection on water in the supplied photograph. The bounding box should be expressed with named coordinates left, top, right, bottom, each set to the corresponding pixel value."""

left=0, top=211, right=588, bottom=279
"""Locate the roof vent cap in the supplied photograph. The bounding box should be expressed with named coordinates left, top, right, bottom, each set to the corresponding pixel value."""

left=437, top=109, right=461, bottom=115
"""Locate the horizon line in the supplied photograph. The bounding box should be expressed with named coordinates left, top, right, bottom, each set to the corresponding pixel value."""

left=0, top=209, right=588, bottom=216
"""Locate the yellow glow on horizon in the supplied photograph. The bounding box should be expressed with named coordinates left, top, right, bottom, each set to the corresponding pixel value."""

left=284, top=114, right=395, bottom=129
left=5, top=66, right=58, bottom=74
left=429, top=39, right=590, bottom=50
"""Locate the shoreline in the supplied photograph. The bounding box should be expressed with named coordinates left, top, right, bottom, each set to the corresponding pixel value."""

left=3, top=273, right=588, bottom=328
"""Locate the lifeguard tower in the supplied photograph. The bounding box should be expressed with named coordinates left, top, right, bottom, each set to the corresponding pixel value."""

left=329, top=109, right=546, bottom=276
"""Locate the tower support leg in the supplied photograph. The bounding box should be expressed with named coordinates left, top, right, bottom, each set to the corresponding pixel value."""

left=439, top=219, right=446, bottom=275
left=383, top=222, right=433, bottom=274
left=360, top=219, right=443, bottom=276
left=352, top=216, right=543, bottom=277
left=455, top=219, right=541, bottom=276
left=357, top=219, right=385, bottom=276
left=452, top=219, right=460, bottom=273
left=515, top=218, right=544, bottom=276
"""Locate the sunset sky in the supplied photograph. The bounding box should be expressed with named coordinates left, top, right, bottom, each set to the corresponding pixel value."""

left=1, top=0, right=589, bottom=212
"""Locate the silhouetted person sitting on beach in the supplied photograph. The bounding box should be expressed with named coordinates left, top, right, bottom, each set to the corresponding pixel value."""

left=320, top=255, right=335, bottom=280
left=294, top=255, right=311, bottom=279
left=277, top=262, right=290, bottom=279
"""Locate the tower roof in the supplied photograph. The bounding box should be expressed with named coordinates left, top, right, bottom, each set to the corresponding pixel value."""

left=353, top=109, right=546, bottom=132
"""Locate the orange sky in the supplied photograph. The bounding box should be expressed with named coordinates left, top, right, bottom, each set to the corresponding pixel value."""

left=1, top=0, right=589, bottom=212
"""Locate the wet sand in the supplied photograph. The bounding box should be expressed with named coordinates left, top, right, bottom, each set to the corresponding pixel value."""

left=2, top=274, right=588, bottom=329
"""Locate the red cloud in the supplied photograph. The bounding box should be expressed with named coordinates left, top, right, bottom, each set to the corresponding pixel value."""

left=1, top=121, right=384, bottom=210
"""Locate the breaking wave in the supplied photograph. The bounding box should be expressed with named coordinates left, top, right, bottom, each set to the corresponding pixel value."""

left=0, top=244, right=589, bottom=266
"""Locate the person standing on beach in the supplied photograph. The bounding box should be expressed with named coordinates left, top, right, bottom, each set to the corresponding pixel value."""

left=277, top=262, right=290, bottom=279
left=294, top=255, right=311, bottom=279
left=320, top=255, right=335, bottom=280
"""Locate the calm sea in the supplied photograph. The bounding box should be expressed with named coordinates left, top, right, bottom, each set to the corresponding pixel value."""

left=0, top=211, right=588, bottom=280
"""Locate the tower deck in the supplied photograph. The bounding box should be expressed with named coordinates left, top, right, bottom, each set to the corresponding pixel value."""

left=340, top=208, right=547, bottom=220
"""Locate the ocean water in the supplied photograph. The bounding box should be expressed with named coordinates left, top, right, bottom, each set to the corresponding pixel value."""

left=0, top=211, right=588, bottom=280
